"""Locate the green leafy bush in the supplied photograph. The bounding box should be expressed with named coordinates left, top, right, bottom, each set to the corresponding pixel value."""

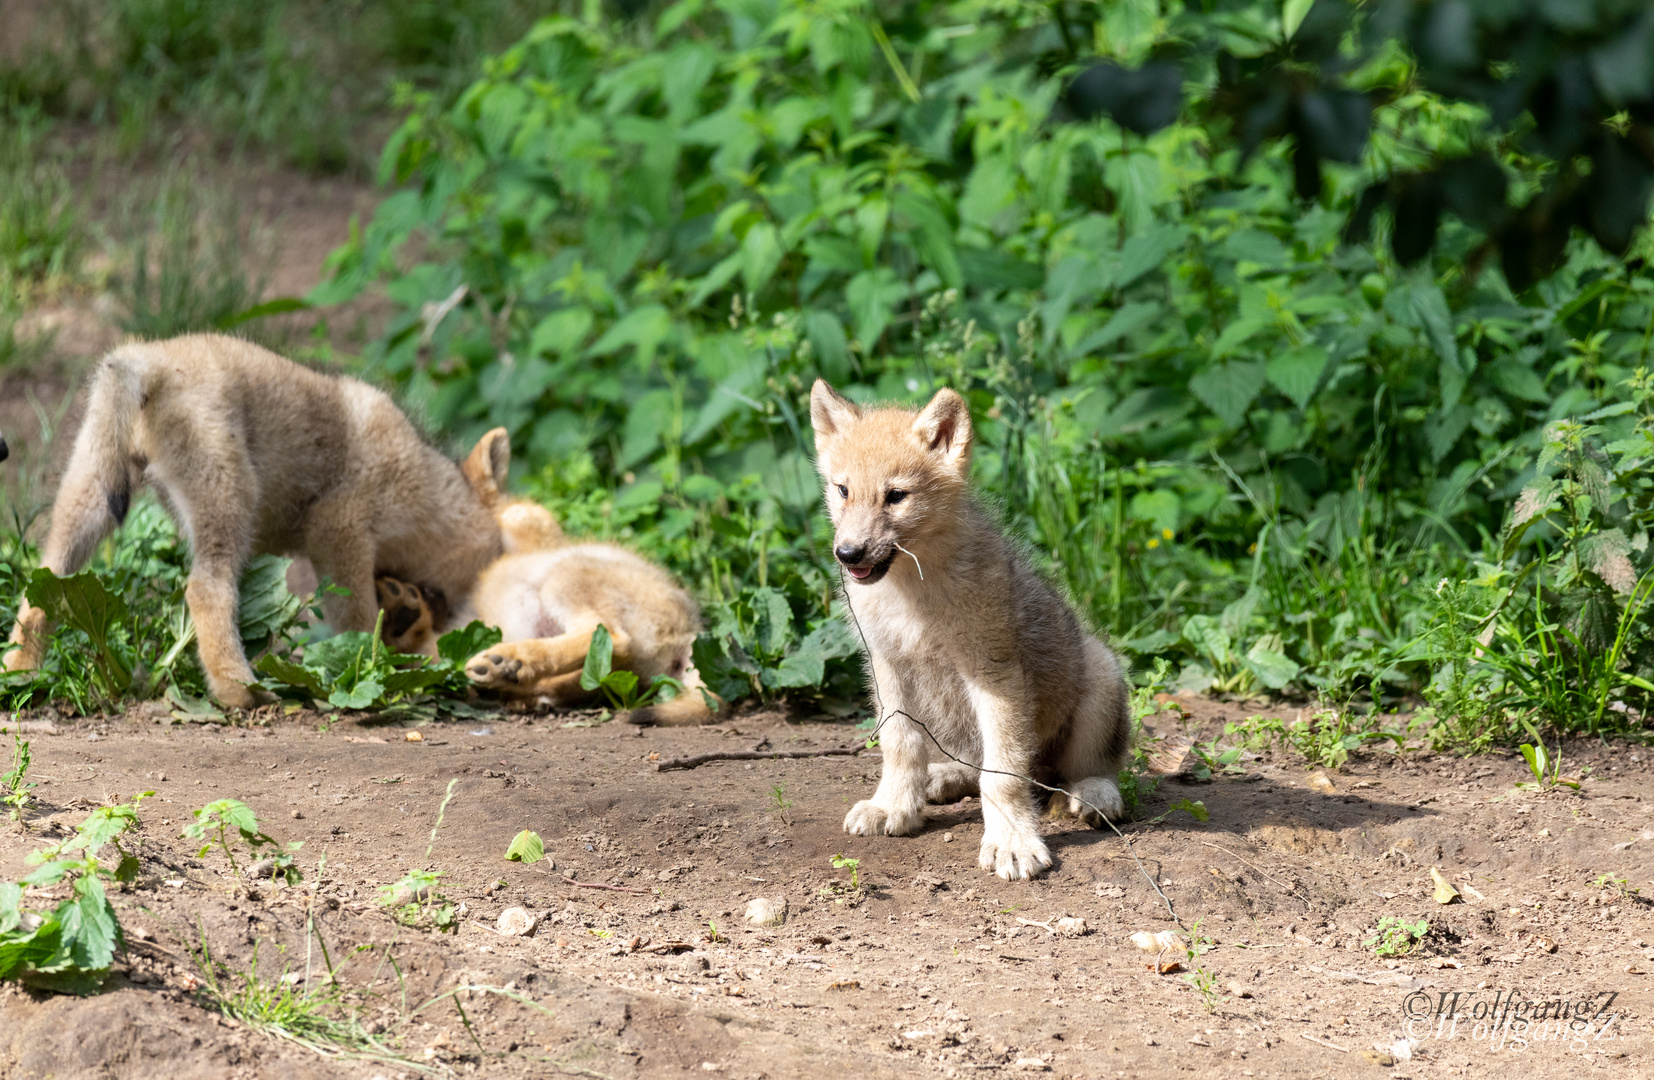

left=309, top=0, right=1654, bottom=730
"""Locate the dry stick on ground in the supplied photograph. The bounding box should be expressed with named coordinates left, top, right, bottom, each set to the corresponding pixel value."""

left=652, top=747, right=865, bottom=772
left=565, top=880, right=651, bottom=895
left=1199, top=840, right=1313, bottom=909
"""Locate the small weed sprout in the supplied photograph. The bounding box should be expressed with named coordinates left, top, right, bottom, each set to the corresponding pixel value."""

left=707, top=920, right=724, bottom=943
left=182, top=798, right=301, bottom=882
left=2, top=730, right=35, bottom=821
left=1119, top=659, right=1175, bottom=815
left=770, top=784, right=793, bottom=826
left=1365, top=916, right=1429, bottom=957
left=1593, top=874, right=1640, bottom=899
left=831, top=853, right=860, bottom=890
left=1180, top=922, right=1222, bottom=1013
left=378, top=868, right=456, bottom=932
left=1516, top=732, right=1579, bottom=791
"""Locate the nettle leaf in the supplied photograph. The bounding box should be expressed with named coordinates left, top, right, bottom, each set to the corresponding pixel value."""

left=1189, top=361, right=1267, bottom=427
left=1181, top=615, right=1231, bottom=665
left=24, top=568, right=132, bottom=695
left=237, top=555, right=302, bottom=657
left=329, top=678, right=385, bottom=711
left=1580, top=528, right=1637, bottom=594
left=1266, top=344, right=1330, bottom=410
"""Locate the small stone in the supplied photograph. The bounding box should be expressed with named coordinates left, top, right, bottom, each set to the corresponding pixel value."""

left=1014, top=1059, right=1049, bottom=1071
left=291, top=810, right=303, bottom=819
left=743, top=897, right=788, bottom=927
left=1055, top=917, right=1088, bottom=938
left=1226, top=980, right=1254, bottom=999
left=1308, top=772, right=1337, bottom=794
left=496, top=907, right=538, bottom=936
left=943, top=832, right=955, bottom=843
left=405, top=730, right=424, bottom=742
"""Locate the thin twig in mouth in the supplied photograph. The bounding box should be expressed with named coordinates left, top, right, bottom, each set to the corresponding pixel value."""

left=893, top=541, right=924, bottom=580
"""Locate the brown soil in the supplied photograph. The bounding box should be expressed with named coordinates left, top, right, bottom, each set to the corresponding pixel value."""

left=1, top=699, right=1650, bottom=1079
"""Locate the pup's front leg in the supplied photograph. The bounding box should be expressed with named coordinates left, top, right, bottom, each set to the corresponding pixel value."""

left=968, top=680, right=1050, bottom=880
left=844, top=657, right=927, bottom=837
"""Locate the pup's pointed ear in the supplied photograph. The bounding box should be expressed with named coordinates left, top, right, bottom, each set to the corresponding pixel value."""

left=810, top=380, right=860, bottom=463
left=913, top=387, right=972, bottom=469
left=462, top=427, right=511, bottom=505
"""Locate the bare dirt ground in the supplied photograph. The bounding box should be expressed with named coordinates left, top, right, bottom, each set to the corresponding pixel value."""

left=1, top=698, right=1650, bottom=1080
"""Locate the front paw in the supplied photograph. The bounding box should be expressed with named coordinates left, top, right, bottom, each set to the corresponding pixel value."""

left=843, top=799, right=924, bottom=837
left=467, top=649, right=523, bottom=687
left=979, top=825, right=1052, bottom=881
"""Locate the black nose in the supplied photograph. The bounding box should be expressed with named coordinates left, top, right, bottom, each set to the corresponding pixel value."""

left=834, top=542, right=867, bottom=565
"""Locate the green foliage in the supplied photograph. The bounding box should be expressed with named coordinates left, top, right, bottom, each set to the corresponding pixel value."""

left=1, top=792, right=151, bottom=994
left=830, top=853, right=861, bottom=890
left=1365, top=915, right=1429, bottom=958
left=1118, top=660, right=1174, bottom=817
left=308, top=0, right=1654, bottom=727
left=579, top=623, right=683, bottom=709
left=504, top=829, right=544, bottom=864
left=255, top=615, right=498, bottom=711
left=1, top=502, right=313, bottom=714
left=1224, top=709, right=1404, bottom=771
left=1167, top=798, right=1209, bottom=823
left=182, top=798, right=302, bottom=883
left=1179, top=921, right=1221, bottom=1013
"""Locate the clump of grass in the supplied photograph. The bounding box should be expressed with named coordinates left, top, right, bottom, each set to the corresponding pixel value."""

left=0, top=108, right=84, bottom=288
left=116, top=175, right=271, bottom=339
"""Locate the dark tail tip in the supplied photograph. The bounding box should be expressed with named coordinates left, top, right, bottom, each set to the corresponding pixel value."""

left=0, top=436, right=8, bottom=463
left=107, top=490, right=130, bottom=525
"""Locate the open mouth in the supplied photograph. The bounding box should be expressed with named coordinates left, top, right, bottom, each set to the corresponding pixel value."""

left=843, top=550, right=896, bottom=584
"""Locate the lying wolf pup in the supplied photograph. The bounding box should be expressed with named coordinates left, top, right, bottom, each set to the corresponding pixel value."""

left=810, top=380, right=1130, bottom=881
left=4, top=335, right=503, bottom=707
left=375, top=430, right=715, bottom=726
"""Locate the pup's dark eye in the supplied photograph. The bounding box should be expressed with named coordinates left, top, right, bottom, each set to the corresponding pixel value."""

left=836, top=483, right=849, bottom=498
left=885, top=490, right=908, bottom=505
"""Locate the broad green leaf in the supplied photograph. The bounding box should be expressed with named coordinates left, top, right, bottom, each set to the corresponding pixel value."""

left=1244, top=643, right=1301, bottom=689
left=329, top=678, right=385, bottom=711
left=238, top=555, right=302, bottom=657
left=254, top=653, right=329, bottom=698
left=437, top=621, right=504, bottom=669
left=505, top=829, right=545, bottom=864
left=581, top=625, right=615, bottom=691
left=1189, top=361, right=1267, bottom=427
left=24, top=569, right=131, bottom=695
left=1266, top=344, right=1330, bottom=410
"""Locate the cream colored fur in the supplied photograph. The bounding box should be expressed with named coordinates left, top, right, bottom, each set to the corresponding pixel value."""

left=4, top=334, right=503, bottom=707
left=377, top=430, right=715, bottom=726
left=810, top=380, right=1130, bottom=881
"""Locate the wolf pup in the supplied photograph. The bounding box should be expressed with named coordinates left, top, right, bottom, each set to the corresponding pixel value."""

left=4, top=334, right=504, bottom=708
left=374, top=430, right=715, bottom=725
left=809, top=380, right=1130, bottom=881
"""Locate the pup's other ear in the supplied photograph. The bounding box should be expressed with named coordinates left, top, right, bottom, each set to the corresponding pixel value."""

left=462, top=427, right=511, bottom=505
left=913, top=387, right=973, bottom=470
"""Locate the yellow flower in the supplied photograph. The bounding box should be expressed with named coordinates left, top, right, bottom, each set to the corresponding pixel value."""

left=1162, top=528, right=1174, bottom=540
left=1248, top=543, right=1257, bottom=553
left=1148, top=538, right=1160, bottom=549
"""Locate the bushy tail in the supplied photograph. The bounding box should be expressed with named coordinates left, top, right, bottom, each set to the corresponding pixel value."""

left=6, top=352, right=146, bottom=673
left=38, top=353, right=147, bottom=576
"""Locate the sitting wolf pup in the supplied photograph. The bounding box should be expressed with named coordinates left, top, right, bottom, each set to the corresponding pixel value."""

left=809, top=380, right=1130, bottom=881
left=5, top=335, right=504, bottom=707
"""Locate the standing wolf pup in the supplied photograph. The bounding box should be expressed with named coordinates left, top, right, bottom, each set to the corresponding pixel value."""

left=4, top=335, right=504, bottom=707
left=810, top=380, right=1130, bottom=881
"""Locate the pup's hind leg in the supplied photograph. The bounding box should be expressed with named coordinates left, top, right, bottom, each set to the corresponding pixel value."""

left=184, top=517, right=268, bottom=709
left=1053, top=637, right=1131, bottom=825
